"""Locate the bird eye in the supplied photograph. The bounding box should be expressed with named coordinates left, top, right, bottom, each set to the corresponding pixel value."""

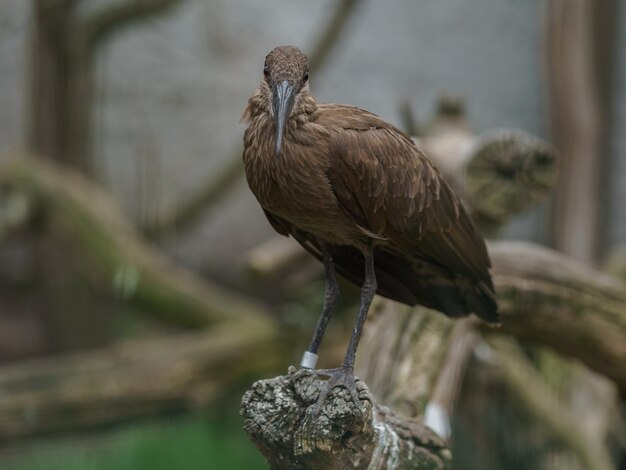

left=263, top=64, right=270, bottom=79
left=303, top=72, right=309, bottom=82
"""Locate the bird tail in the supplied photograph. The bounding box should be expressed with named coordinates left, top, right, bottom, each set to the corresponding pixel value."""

left=457, top=280, right=499, bottom=324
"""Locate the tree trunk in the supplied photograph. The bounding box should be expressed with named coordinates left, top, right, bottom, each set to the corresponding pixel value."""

left=28, top=0, right=187, bottom=175
left=30, top=1, right=94, bottom=173
left=545, top=0, right=617, bottom=264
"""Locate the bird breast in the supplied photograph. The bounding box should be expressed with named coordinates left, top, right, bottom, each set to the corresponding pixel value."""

left=243, top=117, right=362, bottom=246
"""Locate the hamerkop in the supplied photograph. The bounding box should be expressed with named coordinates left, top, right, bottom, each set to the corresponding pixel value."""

left=242, top=45, right=498, bottom=405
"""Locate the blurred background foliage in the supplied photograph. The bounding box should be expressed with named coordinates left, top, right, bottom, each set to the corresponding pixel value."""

left=0, top=0, right=625, bottom=469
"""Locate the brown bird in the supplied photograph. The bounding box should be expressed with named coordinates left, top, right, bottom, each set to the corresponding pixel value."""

left=242, top=45, right=498, bottom=405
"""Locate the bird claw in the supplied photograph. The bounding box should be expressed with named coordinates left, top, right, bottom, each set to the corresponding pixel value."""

left=306, top=366, right=361, bottom=415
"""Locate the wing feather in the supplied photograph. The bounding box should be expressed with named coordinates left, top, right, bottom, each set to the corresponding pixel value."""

left=260, top=103, right=497, bottom=322
left=323, top=112, right=497, bottom=320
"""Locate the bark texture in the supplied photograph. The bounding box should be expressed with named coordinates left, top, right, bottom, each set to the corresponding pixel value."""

left=241, top=367, right=451, bottom=470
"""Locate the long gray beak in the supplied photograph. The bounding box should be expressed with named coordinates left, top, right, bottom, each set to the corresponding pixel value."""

left=272, top=80, right=295, bottom=157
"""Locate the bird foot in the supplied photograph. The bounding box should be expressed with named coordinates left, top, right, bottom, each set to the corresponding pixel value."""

left=307, top=365, right=361, bottom=415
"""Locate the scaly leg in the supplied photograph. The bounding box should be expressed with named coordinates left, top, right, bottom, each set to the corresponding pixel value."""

left=313, top=246, right=377, bottom=410
left=300, top=243, right=340, bottom=370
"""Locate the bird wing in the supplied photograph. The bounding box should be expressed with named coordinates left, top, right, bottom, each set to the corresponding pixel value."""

left=322, top=109, right=497, bottom=320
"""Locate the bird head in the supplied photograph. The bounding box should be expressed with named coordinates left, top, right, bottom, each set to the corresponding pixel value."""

left=261, top=46, right=310, bottom=157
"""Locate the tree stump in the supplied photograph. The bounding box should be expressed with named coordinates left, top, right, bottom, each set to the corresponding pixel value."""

left=241, top=367, right=451, bottom=469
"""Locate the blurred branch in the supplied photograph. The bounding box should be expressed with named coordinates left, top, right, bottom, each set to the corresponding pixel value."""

left=241, top=368, right=451, bottom=470
left=143, top=0, right=366, bottom=240
left=31, top=0, right=94, bottom=173
left=85, top=0, right=186, bottom=49
left=603, top=245, right=626, bottom=283
left=143, top=151, right=243, bottom=239
left=487, top=241, right=626, bottom=394
left=398, top=98, right=420, bottom=136
left=0, top=154, right=269, bottom=328
left=246, top=236, right=306, bottom=278
left=416, top=96, right=559, bottom=236
left=424, top=319, right=478, bottom=439
left=307, top=0, right=365, bottom=73
left=490, top=337, right=614, bottom=470
left=359, top=240, right=626, bottom=399
left=463, top=130, right=558, bottom=231
left=0, top=320, right=281, bottom=440
left=0, top=191, right=33, bottom=244
left=37, top=0, right=81, bottom=13
left=355, top=242, right=625, bottom=467
left=357, top=302, right=454, bottom=417
left=361, top=313, right=617, bottom=469
left=359, top=307, right=478, bottom=441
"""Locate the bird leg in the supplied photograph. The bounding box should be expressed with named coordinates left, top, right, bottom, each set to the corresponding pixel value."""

left=312, top=247, right=377, bottom=412
left=300, top=244, right=340, bottom=370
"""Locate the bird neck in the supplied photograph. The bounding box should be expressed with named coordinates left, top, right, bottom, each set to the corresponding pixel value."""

left=297, top=92, right=319, bottom=120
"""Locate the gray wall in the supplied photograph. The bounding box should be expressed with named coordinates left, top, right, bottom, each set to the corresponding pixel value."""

left=606, top=4, right=626, bottom=252
left=0, top=1, right=30, bottom=152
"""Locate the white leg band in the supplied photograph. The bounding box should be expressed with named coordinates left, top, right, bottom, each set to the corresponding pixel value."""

left=300, top=351, right=318, bottom=369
